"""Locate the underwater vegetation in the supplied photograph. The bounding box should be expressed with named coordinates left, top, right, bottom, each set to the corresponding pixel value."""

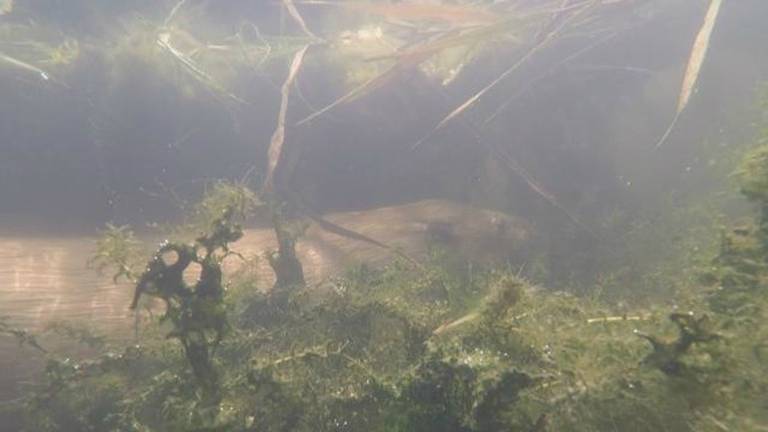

left=6, top=120, right=767, bottom=430
left=1, top=1, right=767, bottom=431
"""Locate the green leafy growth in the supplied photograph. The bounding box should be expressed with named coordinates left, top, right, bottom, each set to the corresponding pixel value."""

left=130, top=205, right=243, bottom=407
left=192, top=181, right=260, bottom=229
left=23, top=145, right=768, bottom=431
left=0, top=316, right=47, bottom=353
left=158, top=180, right=261, bottom=244
left=88, top=223, right=143, bottom=283
left=738, top=145, right=768, bottom=201
left=41, top=321, right=107, bottom=351
left=20, top=254, right=756, bottom=431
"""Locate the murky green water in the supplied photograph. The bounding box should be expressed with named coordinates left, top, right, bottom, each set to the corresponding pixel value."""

left=1, top=1, right=767, bottom=431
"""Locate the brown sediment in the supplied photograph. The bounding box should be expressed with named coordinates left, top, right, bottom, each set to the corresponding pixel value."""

left=0, top=200, right=530, bottom=337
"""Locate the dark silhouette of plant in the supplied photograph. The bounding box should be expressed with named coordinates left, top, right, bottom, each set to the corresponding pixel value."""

left=636, top=312, right=719, bottom=376
left=130, top=206, right=242, bottom=404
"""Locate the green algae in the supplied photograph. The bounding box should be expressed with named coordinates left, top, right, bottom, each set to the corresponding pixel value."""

left=16, top=118, right=768, bottom=431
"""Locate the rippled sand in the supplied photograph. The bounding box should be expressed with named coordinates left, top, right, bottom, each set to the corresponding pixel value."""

left=0, top=236, right=135, bottom=332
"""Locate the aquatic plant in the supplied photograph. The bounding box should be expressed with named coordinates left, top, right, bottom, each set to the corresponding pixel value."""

left=19, top=111, right=768, bottom=429
left=11, top=105, right=768, bottom=432
left=0, top=23, right=78, bottom=83
left=41, top=321, right=107, bottom=351
left=21, top=223, right=765, bottom=432
left=191, top=181, right=260, bottom=231
left=3, top=2, right=766, bottom=430
left=0, top=317, right=47, bottom=354
left=129, top=206, right=243, bottom=405
left=88, top=223, right=143, bottom=283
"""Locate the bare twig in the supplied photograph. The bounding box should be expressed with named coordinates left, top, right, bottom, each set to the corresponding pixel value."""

left=432, top=312, right=480, bottom=336
left=586, top=315, right=650, bottom=324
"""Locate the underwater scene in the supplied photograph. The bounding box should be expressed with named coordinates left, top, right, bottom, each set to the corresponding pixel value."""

left=0, top=0, right=767, bottom=430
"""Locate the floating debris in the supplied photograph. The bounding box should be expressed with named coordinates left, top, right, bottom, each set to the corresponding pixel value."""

left=655, top=0, right=723, bottom=149
left=0, top=51, right=50, bottom=81
left=263, top=45, right=310, bottom=194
